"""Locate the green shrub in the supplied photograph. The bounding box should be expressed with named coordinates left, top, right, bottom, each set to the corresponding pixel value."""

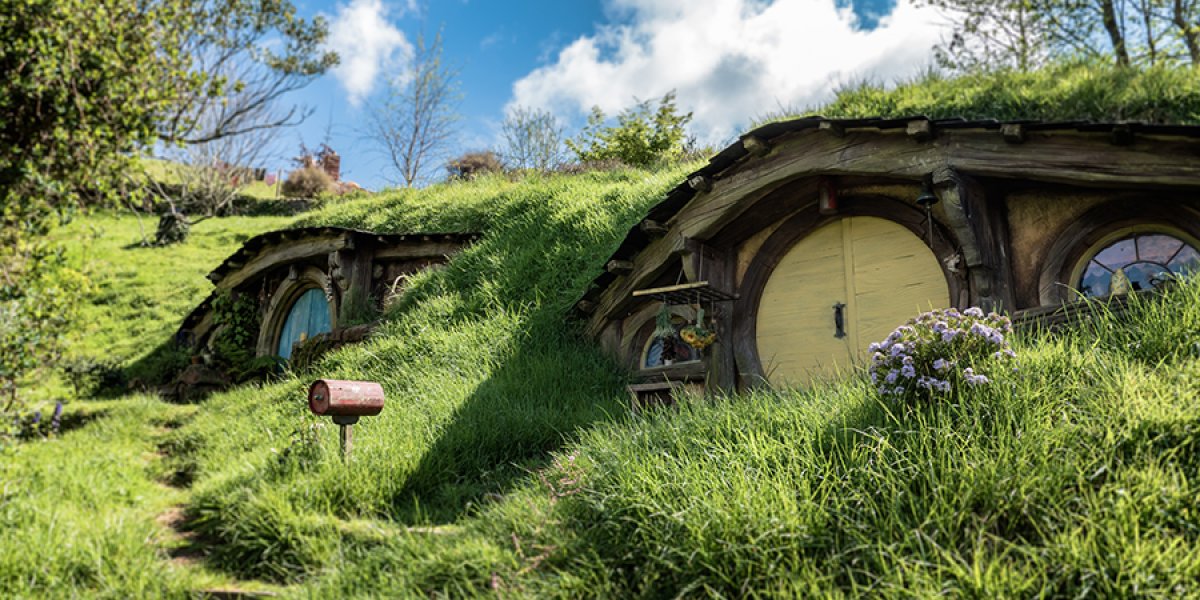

left=567, top=91, right=693, bottom=167
left=281, top=166, right=333, bottom=198
left=209, top=290, right=260, bottom=380
left=445, top=151, right=503, bottom=180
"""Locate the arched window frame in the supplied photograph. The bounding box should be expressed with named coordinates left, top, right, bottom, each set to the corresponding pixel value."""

left=257, top=266, right=339, bottom=357
left=1069, top=226, right=1200, bottom=298
left=639, top=312, right=703, bottom=369
left=1036, top=199, right=1200, bottom=306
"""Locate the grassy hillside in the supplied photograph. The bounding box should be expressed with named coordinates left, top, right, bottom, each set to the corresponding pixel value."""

left=794, top=62, right=1200, bottom=124
left=5, top=162, right=1199, bottom=596
left=28, top=212, right=294, bottom=402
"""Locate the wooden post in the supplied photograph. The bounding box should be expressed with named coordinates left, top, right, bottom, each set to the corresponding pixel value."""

left=333, top=415, right=358, bottom=460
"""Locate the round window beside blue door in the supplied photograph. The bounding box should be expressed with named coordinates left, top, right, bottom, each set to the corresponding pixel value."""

left=277, top=288, right=333, bottom=359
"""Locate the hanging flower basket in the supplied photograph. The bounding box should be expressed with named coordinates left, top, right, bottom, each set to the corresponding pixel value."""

left=679, top=307, right=717, bottom=350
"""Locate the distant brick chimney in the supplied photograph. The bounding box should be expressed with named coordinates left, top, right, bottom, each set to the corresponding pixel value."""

left=318, top=146, right=341, bottom=182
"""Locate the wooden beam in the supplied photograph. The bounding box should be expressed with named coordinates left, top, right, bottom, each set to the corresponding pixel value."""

left=1111, top=124, right=1134, bottom=146
left=212, top=234, right=350, bottom=293
left=742, top=135, right=771, bottom=156
left=670, top=129, right=1200, bottom=243
left=818, top=120, right=845, bottom=137
left=688, top=175, right=713, bottom=193
left=1001, top=123, right=1025, bottom=144
left=907, top=119, right=934, bottom=142
left=373, top=241, right=469, bottom=260
left=605, top=259, right=634, bottom=275
left=640, top=219, right=670, bottom=238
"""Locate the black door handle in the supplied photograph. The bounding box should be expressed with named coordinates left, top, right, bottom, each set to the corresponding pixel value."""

left=833, top=302, right=846, bottom=338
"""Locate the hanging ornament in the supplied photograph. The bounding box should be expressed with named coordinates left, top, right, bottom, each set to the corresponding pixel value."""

left=680, top=306, right=717, bottom=350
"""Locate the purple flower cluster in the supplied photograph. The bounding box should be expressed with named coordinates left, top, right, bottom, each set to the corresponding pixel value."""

left=868, top=307, right=1015, bottom=404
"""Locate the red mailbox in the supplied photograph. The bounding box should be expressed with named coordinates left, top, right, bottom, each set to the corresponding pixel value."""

left=308, top=379, right=385, bottom=418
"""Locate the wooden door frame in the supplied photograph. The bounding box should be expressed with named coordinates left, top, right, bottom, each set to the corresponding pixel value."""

left=732, top=195, right=966, bottom=387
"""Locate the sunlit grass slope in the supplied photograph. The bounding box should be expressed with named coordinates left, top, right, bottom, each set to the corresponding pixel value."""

left=45, top=212, right=293, bottom=388
left=793, top=62, right=1200, bottom=124
left=1, top=397, right=203, bottom=596
left=172, top=166, right=703, bottom=580
left=159, top=167, right=1200, bottom=596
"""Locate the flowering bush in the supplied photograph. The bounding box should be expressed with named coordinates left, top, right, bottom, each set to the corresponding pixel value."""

left=868, top=307, right=1016, bottom=403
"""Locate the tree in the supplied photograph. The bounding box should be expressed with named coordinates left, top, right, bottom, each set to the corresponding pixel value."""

left=149, top=106, right=287, bottom=244
left=0, top=0, right=335, bottom=410
left=501, top=106, right=566, bottom=171
left=927, top=0, right=1052, bottom=71
left=928, top=0, right=1200, bottom=70
left=368, top=31, right=462, bottom=187
left=156, top=0, right=337, bottom=146
left=566, top=92, right=694, bottom=167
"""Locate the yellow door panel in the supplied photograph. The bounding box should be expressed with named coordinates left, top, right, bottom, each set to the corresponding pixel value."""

left=755, top=216, right=950, bottom=388
left=850, top=217, right=951, bottom=355
left=756, top=220, right=851, bottom=386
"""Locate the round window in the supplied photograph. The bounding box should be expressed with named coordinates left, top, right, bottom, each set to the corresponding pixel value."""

left=642, top=317, right=701, bottom=369
left=277, top=287, right=333, bottom=358
left=1078, top=233, right=1199, bottom=297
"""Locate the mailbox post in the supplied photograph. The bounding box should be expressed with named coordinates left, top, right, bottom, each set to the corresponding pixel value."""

left=308, top=379, right=385, bottom=459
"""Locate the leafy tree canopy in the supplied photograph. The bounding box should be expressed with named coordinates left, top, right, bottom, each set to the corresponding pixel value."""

left=567, top=91, right=694, bottom=167
left=0, top=0, right=335, bottom=409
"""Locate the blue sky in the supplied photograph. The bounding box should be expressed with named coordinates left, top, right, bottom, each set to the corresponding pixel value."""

left=270, top=0, right=944, bottom=190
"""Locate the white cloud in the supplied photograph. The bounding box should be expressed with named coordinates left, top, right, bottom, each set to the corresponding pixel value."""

left=326, top=0, right=414, bottom=106
left=510, top=0, right=946, bottom=143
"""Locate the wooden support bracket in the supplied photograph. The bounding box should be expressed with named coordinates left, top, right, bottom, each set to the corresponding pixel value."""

left=1001, top=123, right=1026, bottom=144
left=907, top=119, right=934, bottom=142
left=640, top=219, right=669, bottom=238
left=688, top=175, right=713, bottom=193
left=742, top=135, right=772, bottom=156
left=606, top=259, right=635, bottom=275
left=1111, top=124, right=1135, bottom=146
left=818, top=120, right=845, bottom=137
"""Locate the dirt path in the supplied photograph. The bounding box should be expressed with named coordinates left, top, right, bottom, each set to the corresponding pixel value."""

left=149, top=418, right=281, bottom=599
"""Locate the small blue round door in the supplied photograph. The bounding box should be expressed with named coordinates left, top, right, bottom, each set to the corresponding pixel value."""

left=277, top=288, right=333, bottom=359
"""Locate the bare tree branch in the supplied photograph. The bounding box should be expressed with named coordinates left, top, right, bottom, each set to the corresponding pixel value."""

left=366, top=31, right=461, bottom=187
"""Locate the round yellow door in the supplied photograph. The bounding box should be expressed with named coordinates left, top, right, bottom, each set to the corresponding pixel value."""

left=755, top=216, right=950, bottom=387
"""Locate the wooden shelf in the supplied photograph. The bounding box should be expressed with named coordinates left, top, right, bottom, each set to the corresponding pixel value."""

left=631, top=281, right=738, bottom=305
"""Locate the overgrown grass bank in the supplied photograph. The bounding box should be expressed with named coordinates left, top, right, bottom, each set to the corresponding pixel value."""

left=799, top=62, right=1200, bottom=124
left=35, top=212, right=293, bottom=399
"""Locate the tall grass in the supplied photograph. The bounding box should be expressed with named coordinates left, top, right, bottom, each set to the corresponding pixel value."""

left=0, top=398, right=199, bottom=597
left=770, top=62, right=1200, bottom=124
left=317, top=279, right=1200, bottom=597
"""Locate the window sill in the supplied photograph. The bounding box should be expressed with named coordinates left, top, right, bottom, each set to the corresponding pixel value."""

left=635, top=360, right=706, bottom=383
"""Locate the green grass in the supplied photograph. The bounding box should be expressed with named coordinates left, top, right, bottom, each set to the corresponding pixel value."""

left=37, top=211, right=294, bottom=398
left=775, top=61, right=1200, bottom=125
left=0, top=396, right=258, bottom=597
left=6, top=160, right=1200, bottom=596
left=139, top=157, right=283, bottom=201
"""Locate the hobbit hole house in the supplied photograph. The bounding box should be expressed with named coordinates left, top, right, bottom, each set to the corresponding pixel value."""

left=174, top=227, right=478, bottom=388
left=573, top=116, right=1200, bottom=402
